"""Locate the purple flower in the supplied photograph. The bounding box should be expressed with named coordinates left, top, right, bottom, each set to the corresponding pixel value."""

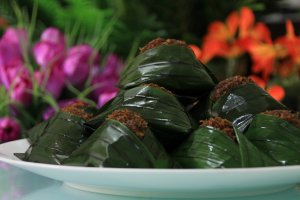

left=40, top=27, right=65, bottom=44
left=1, top=27, right=28, bottom=46
left=34, top=65, right=65, bottom=99
left=97, top=86, right=118, bottom=107
left=0, top=28, right=28, bottom=69
left=33, top=28, right=66, bottom=68
left=91, top=53, right=123, bottom=106
left=10, top=73, right=33, bottom=106
left=42, top=99, right=77, bottom=120
left=63, top=44, right=100, bottom=86
left=0, top=64, right=28, bottom=89
left=0, top=117, right=21, bottom=143
left=0, top=39, right=23, bottom=68
left=0, top=64, right=32, bottom=106
left=102, top=53, right=122, bottom=77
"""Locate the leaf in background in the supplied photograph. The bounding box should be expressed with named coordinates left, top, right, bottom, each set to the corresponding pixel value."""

left=172, top=126, right=241, bottom=168
left=244, top=114, right=300, bottom=165
left=0, top=86, right=10, bottom=117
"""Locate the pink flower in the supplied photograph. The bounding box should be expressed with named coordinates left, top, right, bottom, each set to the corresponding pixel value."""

left=0, top=64, right=32, bottom=106
left=10, top=73, right=33, bottom=106
left=40, top=27, right=65, bottom=44
left=97, top=86, right=118, bottom=107
left=42, top=99, right=77, bottom=120
left=0, top=40, right=23, bottom=68
left=91, top=53, right=122, bottom=105
left=33, top=42, right=65, bottom=68
left=92, top=74, right=118, bottom=99
left=1, top=27, right=28, bottom=46
left=0, top=117, right=21, bottom=143
left=63, top=44, right=100, bottom=86
left=0, top=64, right=28, bottom=89
left=33, top=28, right=66, bottom=68
left=102, top=53, right=122, bottom=77
left=34, top=65, right=65, bottom=99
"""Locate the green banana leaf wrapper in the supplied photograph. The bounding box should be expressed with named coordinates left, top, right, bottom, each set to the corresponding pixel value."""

left=233, top=126, right=278, bottom=167
left=244, top=114, right=300, bottom=165
left=87, top=85, right=195, bottom=152
left=118, top=44, right=217, bottom=105
left=172, top=126, right=241, bottom=168
left=15, top=112, right=94, bottom=165
left=63, top=119, right=179, bottom=168
left=210, top=83, right=287, bottom=131
left=172, top=125, right=278, bottom=169
left=25, top=120, right=49, bottom=144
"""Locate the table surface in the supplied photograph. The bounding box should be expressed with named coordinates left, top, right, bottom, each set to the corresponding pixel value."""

left=1, top=162, right=300, bottom=200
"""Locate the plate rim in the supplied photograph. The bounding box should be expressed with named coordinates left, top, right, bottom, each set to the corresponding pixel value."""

left=1, top=139, right=300, bottom=198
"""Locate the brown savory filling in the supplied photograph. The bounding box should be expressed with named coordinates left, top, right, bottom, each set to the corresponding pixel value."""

left=200, top=116, right=235, bottom=140
left=262, top=110, right=300, bottom=128
left=107, top=109, right=148, bottom=138
left=61, top=101, right=95, bottom=120
left=211, top=76, right=253, bottom=102
left=139, top=38, right=186, bottom=54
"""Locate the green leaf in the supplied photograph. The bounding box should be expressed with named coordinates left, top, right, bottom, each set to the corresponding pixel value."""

left=244, top=114, right=300, bottom=165
left=234, top=126, right=277, bottom=167
left=118, top=44, right=216, bottom=100
left=64, top=119, right=177, bottom=168
left=210, top=83, right=287, bottom=130
left=0, top=86, right=10, bottom=117
left=87, top=84, right=194, bottom=152
left=172, top=126, right=241, bottom=168
left=19, top=112, right=93, bottom=165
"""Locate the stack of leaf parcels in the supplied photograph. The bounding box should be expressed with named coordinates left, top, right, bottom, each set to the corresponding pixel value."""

left=16, top=38, right=300, bottom=168
left=15, top=101, right=98, bottom=165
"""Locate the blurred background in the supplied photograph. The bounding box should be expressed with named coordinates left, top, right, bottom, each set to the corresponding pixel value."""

left=2, top=0, right=299, bottom=57
left=0, top=0, right=300, bottom=143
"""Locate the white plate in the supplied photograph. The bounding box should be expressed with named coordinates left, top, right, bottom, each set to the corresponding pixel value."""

left=1, top=139, right=300, bottom=199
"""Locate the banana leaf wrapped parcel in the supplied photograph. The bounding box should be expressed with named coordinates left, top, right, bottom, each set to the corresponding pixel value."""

left=87, top=84, right=196, bottom=152
left=118, top=38, right=217, bottom=106
left=64, top=109, right=179, bottom=168
left=15, top=101, right=98, bottom=165
left=172, top=117, right=277, bottom=168
left=244, top=110, right=300, bottom=165
left=172, top=117, right=240, bottom=168
left=209, top=76, right=287, bottom=131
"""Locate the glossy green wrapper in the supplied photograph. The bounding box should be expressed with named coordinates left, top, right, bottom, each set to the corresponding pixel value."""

left=87, top=84, right=195, bottom=152
left=118, top=44, right=217, bottom=105
left=244, top=114, right=300, bottom=165
left=210, top=83, right=287, bottom=131
left=172, top=125, right=277, bottom=168
left=16, top=112, right=94, bottom=165
left=172, top=126, right=241, bottom=168
left=63, top=119, right=178, bottom=168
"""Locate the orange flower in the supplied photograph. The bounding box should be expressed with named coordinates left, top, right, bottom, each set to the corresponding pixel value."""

left=200, top=10, right=243, bottom=63
left=274, top=20, right=300, bottom=76
left=249, top=75, right=285, bottom=101
left=200, top=7, right=272, bottom=64
left=188, top=44, right=202, bottom=60
left=267, top=85, right=285, bottom=101
left=248, top=43, right=276, bottom=81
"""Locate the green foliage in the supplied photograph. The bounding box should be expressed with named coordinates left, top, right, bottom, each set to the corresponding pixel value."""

left=0, top=87, right=10, bottom=117
left=1, top=0, right=266, bottom=58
